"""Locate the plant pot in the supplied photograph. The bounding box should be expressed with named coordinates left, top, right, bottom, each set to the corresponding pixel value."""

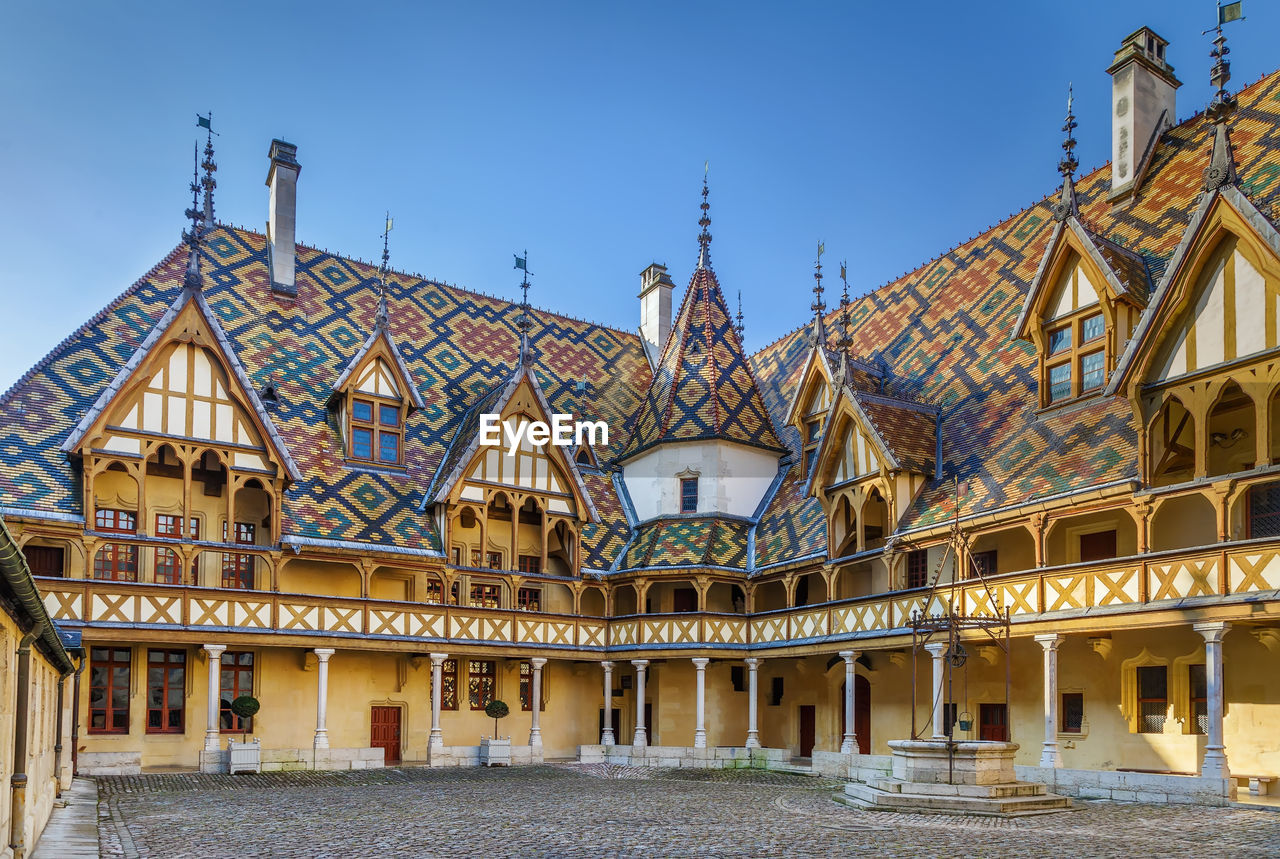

left=228, top=738, right=261, bottom=774
left=480, top=736, right=511, bottom=767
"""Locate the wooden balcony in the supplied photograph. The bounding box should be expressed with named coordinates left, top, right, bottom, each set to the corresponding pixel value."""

left=35, top=539, right=1280, bottom=654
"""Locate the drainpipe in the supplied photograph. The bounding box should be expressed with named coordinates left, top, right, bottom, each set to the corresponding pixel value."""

left=10, top=630, right=37, bottom=859
left=71, top=648, right=85, bottom=776
left=53, top=674, right=66, bottom=798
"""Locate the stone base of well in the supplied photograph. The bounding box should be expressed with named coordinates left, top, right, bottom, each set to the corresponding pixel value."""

left=837, top=740, right=1072, bottom=817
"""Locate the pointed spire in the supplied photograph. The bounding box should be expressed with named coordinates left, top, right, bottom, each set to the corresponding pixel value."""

left=181, top=144, right=205, bottom=291
left=807, top=241, right=827, bottom=347
left=514, top=250, right=534, bottom=364
left=198, top=113, right=217, bottom=233
left=697, top=162, right=713, bottom=270
left=1203, top=17, right=1239, bottom=191
left=375, top=213, right=392, bottom=331
left=735, top=290, right=745, bottom=339
left=1050, top=84, right=1079, bottom=222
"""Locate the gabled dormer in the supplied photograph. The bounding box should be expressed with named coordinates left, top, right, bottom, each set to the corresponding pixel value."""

left=330, top=324, right=424, bottom=468
left=426, top=361, right=599, bottom=575
left=785, top=345, right=836, bottom=473
left=806, top=386, right=938, bottom=558
left=1014, top=217, right=1149, bottom=408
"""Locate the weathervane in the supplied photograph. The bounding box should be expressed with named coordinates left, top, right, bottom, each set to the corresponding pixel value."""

left=181, top=144, right=205, bottom=291
left=735, top=290, right=745, bottom=340
left=514, top=250, right=534, bottom=363
left=1202, top=1, right=1244, bottom=190
left=836, top=260, right=853, bottom=353
left=197, top=113, right=217, bottom=233
left=697, top=161, right=713, bottom=270
left=375, top=213, right=393, bottom=330
left=1050, top=84, right=1079, bottom=221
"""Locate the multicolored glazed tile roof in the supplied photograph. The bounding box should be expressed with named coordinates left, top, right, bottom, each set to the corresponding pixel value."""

left=620, top=265, right=784, bottom=461
left=3, top=69, right=1280, bottom=576
left=618, top=516, right=751, bottom=571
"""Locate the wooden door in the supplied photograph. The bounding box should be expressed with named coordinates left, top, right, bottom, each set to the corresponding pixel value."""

left=979, top=703, right=1008, bottom=742
left=855, top=675, right=871, bottom=755
left=799, top=705, right=816, bottom=757
left=371, top=706, right=401, bottom=763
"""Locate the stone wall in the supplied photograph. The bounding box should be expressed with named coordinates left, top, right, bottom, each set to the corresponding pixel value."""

left=1014, top=765, right=1236, bottom=806
left=577, top=745, right=788, bottom=769
left=193, top=746, right=385, bottom=774
left=426, top=745, right=541, bottom=767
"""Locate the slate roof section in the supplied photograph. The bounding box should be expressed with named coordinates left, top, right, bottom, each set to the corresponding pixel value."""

left=852, top=391, right=939, bottom=477
left=330, top=323, right=427, bottom=411
left=620, top=265, right=785, bottom=461
left=618, top=516, right=751, bottom=571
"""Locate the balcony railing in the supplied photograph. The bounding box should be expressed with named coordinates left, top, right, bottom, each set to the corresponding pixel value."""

left=36, top=538, right=1280, bottom=651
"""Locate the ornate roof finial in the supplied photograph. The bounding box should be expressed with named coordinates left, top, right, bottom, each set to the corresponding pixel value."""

left=808, top=241, right=827, bottom=347
left=836, top=260, right=853, bottom=353
left=514, top=251, right=534, bottom=364
left=735, top=290, right=745, bottom=340
left=375, top=213, right=393, bottom=331
left=197, top=113, right=218, bottom=234
left=697, top=161, right=712, bottom=270
left=181, top=143, right=205, bottom=291
left=1050, top=84, right=1080, bottom=222
left=1202, top=2, right=1243, bottom=191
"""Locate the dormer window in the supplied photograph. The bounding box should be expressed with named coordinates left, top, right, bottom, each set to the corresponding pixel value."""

left=1045, top=308, right=1106, bottom=404
left=341, top=356, right=406, bottom=466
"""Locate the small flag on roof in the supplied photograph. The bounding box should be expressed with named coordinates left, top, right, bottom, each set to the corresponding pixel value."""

left=197, top=113, right=211, bottom=130
left=514, top=254, right=527, bottom=271
left=1219, top=1, right=1243, bottom=25
left=385, top=215, right=394, bottom=233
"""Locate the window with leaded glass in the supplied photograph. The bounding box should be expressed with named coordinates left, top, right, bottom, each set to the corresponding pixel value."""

left=1137, top=665, right=1167, bottom=733
left=440, top=659, right=458, bottom=710
left=680, top=477, right=699, bottom=513
left=469, top=583, right=500, bottom=609
left=519, top=661, right=545, bottom=712
left=93, top=543, right=138, bottom=582
left=517, top=587, right=541, bottom=612
left=349, top=395, right=403, bottom=466
left=1042, top=307, right=1107, bottom=406
left=468, top=660, right=496, bottom=710
left=96, top=508, right=137, bottom=534
left=1061, top=692, right=1084, bottom=733
left=518, top=555, right=541, bottom=574
left=146, top=649, right=185, bottom=733
left=219, top=651, right=254, bottom=732
left=425, top=579, right=444, bottom=604
left=221, top=521, right=255, bottom=589
left=1247, top=482, right=1280, bottom=538
left=89, top=647, right=131, bottom=733
left=906, top=550, right=929, bottom=589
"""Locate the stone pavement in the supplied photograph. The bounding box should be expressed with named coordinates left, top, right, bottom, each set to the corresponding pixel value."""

left=93, top=765, right=1280, bottom=858
left=32, top=778, right=99, bottom=858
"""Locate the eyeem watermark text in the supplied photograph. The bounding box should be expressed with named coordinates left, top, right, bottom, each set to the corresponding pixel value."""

left=479, top=414, right=608, bottom=454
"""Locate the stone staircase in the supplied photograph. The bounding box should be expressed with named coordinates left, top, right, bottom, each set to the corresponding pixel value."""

left=836, top=777, right=1074, bottom=817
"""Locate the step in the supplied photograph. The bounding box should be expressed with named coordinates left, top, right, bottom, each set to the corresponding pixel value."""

left=870, top=778, right=1046, bottom=798
left=838, top=783, right=1073, bottom=818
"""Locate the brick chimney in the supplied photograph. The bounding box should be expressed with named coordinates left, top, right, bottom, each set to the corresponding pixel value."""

left=639, top=263, right=675, bottom=365
left=1107, top=28, right=1180, bottom=203
left=266, top=140, right=301, bottom=296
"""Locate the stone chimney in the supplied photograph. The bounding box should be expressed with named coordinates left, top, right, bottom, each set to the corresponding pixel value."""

left=266, top=139, right=301, bottom=296
left=1107, top=27, right=1180, bottom=203
left=639, top=263, right=675, bottom=364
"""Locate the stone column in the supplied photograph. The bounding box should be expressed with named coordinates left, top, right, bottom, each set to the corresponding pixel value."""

left=840, top=650, right=858, bottom=754
left=924, top=642, right=948, bottom=740
left=1194, top=622, right=1231, bottom=779
left=745, top=657, right=762, bottom=749
left=202, top=644, right=226, bottom=751
left=313, top=648, right=335, bottom=750
left=1035, top=634, right=1063, bottom=766
left=429, top=652, right=447, bottom=749
left=529, top=657, right=546, bottom=753
left=692, top=658, right=709, bottom=749
left=631, top=660, right=649, bottom=749
left=600, top=661, right=615, bottom=745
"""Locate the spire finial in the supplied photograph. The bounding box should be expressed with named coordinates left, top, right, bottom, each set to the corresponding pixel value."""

left=1202, top=2, right=1243, bottom=190
left=182, top=143, right=205, bottom=291
left=808, top=241, right=827, bottom=347
left=514, top=251, right=534, bottom=364
left=836, top=260, right=853, bottom=353
left=197, top=113, right=218, bottom=234
left=375, top=213, right=393, bottom=330
left=697, top=161, right=712, bottom=270
left=1050, top=84, right=1079, bottom=222
left=735, top=290, right=745, bottom=340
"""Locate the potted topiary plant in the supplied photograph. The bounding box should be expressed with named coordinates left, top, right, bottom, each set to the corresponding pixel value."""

left=227, top=695, right=262, bottom=774
left=479, top=699, right=511, bottom=767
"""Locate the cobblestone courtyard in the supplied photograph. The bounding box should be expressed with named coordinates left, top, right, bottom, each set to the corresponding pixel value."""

left=94, top=766, right=1280, bottom=858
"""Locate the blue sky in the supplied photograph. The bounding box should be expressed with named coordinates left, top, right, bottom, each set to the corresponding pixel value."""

left=0, top=2, right=1274, bottom=390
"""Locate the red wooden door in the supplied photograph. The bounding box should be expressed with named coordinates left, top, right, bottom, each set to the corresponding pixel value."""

left=979, top=703, right=1008, bottom=742
left=371, top=706, right=401, bottom=763
left=799, top=705, right=816, bottom=757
